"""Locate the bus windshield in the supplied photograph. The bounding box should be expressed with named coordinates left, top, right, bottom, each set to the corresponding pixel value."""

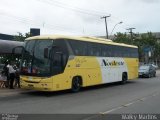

left=21, top=40, right=53, bottom=77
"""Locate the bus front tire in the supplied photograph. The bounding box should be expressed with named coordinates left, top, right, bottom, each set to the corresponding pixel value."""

left=71, top=77, right=82, bottom=92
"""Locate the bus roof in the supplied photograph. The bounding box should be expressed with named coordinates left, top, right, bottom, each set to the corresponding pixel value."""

left=26, top=35, right=138, bottom=48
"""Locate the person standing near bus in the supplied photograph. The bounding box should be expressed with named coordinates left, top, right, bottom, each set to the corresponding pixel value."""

left=2, top=61, right=9, bottom=88
left=14, top=63, right=20, bottom=88
left=7, top=61, right=16, bottom=89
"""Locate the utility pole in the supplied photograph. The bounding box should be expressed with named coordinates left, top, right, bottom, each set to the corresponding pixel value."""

left=126, top=28, right=135, bottom=41
left=101, top=15, right=111, bottom=39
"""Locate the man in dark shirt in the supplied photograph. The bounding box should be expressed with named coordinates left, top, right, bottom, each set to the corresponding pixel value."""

left=2, top=62, right=9, bottom=88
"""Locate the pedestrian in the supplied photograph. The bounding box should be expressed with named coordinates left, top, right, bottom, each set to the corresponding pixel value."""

left=2, top=61, right=9, bottom=88
left=14, top=63, right=20, bottom=88
left=7, top=61, right=16, bottom=89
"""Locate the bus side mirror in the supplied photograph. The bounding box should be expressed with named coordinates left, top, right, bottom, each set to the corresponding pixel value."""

left=12, top=46, right=24, bottom=54
left=44, top=48, right=49, bottom=58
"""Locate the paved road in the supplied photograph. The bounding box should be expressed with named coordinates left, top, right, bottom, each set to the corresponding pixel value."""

left=0, top=70, right=160, bottom=116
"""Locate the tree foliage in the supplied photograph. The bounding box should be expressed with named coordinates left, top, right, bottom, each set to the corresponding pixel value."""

left=13, top=32, right=31, bottom=42
left=113, top=32, right=160, bottom=63
left=114, top=32, right=131, bottom=44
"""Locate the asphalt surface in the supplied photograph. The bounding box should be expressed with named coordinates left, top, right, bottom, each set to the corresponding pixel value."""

left=0, top=70, right=160, bottom=116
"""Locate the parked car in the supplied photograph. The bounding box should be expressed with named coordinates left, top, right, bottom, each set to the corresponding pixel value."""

left=151, top=64, right=159, bottom=70
left=138, top=64, right=156, bottom=78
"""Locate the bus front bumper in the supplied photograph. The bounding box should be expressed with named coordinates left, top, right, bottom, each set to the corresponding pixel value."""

left=20, top=80, right=53, bottom=91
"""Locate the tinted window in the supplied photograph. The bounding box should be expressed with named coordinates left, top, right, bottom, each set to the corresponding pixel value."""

left=68, top=40, right=88, bottom=56
left=55, top=40, right=69, bottom=68
left=87, top=42, right=101, bottom=56
left=68, top=39, right=138, bottom=58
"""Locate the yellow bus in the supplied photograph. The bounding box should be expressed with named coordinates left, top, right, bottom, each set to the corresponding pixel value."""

left=20, top=35, right=139, bottom=92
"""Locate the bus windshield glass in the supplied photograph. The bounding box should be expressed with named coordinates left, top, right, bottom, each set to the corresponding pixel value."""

left=21, top=40, right=53, bottom=77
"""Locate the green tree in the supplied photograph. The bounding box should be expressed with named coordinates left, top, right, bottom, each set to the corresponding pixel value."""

left=113, top=32, right=160, bottom=64
left=114, top=32, right=132, bottom=44
left=13, top=32, right=31, bottom=42
left=137, top=32, right=158, bottom=62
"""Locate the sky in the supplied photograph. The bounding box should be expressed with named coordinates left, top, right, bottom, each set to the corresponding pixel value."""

left=0, top=0, right=160, bottom=36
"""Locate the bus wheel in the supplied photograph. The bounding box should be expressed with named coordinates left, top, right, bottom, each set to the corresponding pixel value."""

left=71, top=77, right=82, bottom=92
left=121, top=73, right=128, bottom=84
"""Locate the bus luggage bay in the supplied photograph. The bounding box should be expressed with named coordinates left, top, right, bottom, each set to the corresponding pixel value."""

left=20, top=35, right=139, bottom=92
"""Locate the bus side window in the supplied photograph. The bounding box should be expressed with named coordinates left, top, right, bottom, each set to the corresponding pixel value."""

left=55, top=39, right=69, bottom=68
left=108, top=45, right=113, bottom=57
left=68, top=40, right=88, bottom=56
left=87, top=42, right=93, bottom=56
left=53, top=53, right=62, bottom=66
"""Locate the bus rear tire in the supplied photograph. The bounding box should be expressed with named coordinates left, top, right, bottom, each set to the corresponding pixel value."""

left=121, top=73, right=128, bottom=84
left=71, top=77, right=82, bottom=92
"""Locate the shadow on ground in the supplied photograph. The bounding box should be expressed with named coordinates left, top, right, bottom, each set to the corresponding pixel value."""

left=21, top=81, right=136, bottom=97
